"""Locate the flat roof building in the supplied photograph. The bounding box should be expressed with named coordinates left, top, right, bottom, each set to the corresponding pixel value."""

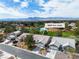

left=45, top=23, right=65, bottom=29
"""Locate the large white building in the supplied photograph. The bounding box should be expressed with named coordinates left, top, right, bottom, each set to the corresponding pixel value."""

left=45, top=23, right=65, bottom=29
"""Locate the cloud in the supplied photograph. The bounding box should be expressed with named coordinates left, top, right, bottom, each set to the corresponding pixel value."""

left=0, top=0, right=79, bottom=18
left=20, top=2, right=28, bottom=7
left=52, top=0, right=79, bottom=17
left=0, top=3, right=30, bottom=18
left=32, top=0, right=79, bottom=17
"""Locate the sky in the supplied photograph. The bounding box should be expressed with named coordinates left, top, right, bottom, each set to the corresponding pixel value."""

left=0, top=0, right=79, bottom=18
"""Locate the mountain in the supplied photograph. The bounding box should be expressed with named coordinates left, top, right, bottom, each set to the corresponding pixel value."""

left=0, top=17, right=79, bottom=21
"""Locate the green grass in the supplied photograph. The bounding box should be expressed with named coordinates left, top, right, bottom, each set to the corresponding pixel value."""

left=47, top=31, right=57, bottom=36
left=47, top=31, right=75, bottom=37
left=62, top=31, right=74, bottom=37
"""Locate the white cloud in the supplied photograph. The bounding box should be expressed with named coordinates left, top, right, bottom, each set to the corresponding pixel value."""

left=1, top=0, right=79, bottom=18
left=34, top=0, right=79, bottom=17
left=0, top=3, right=30, bottom=18
left=52, top=0, right=79, bottom=17
left=20, top=2, right=28, bottom=7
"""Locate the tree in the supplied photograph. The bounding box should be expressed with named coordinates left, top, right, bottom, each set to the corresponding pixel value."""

left=74, top=28, right=79, bottom=37
left=74, top=21, right=79, bottom=37
left=4, top=26, right=16, bottom=33
left=25, top=35, right=35, bottom=50
left=21, top=27, right=29, bottom=33
left=0, top=34, right=4, bottom=42
left=30, top=28, right=40, bottom=34
left=43, top=30, right=48, bottom=35
left=34, top=22, right=44, bottom=28
left=65, top=22, right=71, bottom=30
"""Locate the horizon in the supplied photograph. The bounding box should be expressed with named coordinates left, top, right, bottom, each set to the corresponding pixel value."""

left=0, top=17, right=79, bottom=21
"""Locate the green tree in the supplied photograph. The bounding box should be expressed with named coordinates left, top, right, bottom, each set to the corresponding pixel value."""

left=65, top=22, right=71, bottom=30
left=34, top=22, right=44, bottom=28
left=74, top=21, right=79, bottom=37
left=4, top=26, right=16, bottom=33
left=25, top=35, right=35, bottom=50
left=21, top=27, right=29, bottom=33
left=30, top=28, right=40, bottom=34
left=44, top=31, right=48, bottom=35
left=74, top=28, right=79, bottom=37
left=0, top=35, right=4, bottom=42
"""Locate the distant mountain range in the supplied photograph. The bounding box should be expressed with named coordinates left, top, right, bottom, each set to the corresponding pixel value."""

left=0, top=17, right=79, bottom=21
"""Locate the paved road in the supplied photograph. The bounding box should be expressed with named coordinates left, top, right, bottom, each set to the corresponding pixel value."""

left=0, top=44, right=49, bottom=59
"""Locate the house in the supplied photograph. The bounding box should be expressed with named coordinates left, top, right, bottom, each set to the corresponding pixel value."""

left=15, top=33, right=51, bottom=48
left=44, top=23, right=65, bottom=32
left=33, top=34, right=51, bottom=48
left=15, top=33, right=28, bottom=41
left=7, top=35, right=16, bottom=40
left=6, top=31, right=22, bottom=40
left=68, top=23, right=77, bottom=30
left=12, top=31, right=22, bottom=37
left=68, top=23, right=76, bottom=27
left=49, top=37, right=75, bottom=51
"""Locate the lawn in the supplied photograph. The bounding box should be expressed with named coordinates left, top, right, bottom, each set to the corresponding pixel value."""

left=47, top=31, right=75, bottom=37
left=62, top=31, right=75, bottom=37
left=47, top=31, right=58, bottom=36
